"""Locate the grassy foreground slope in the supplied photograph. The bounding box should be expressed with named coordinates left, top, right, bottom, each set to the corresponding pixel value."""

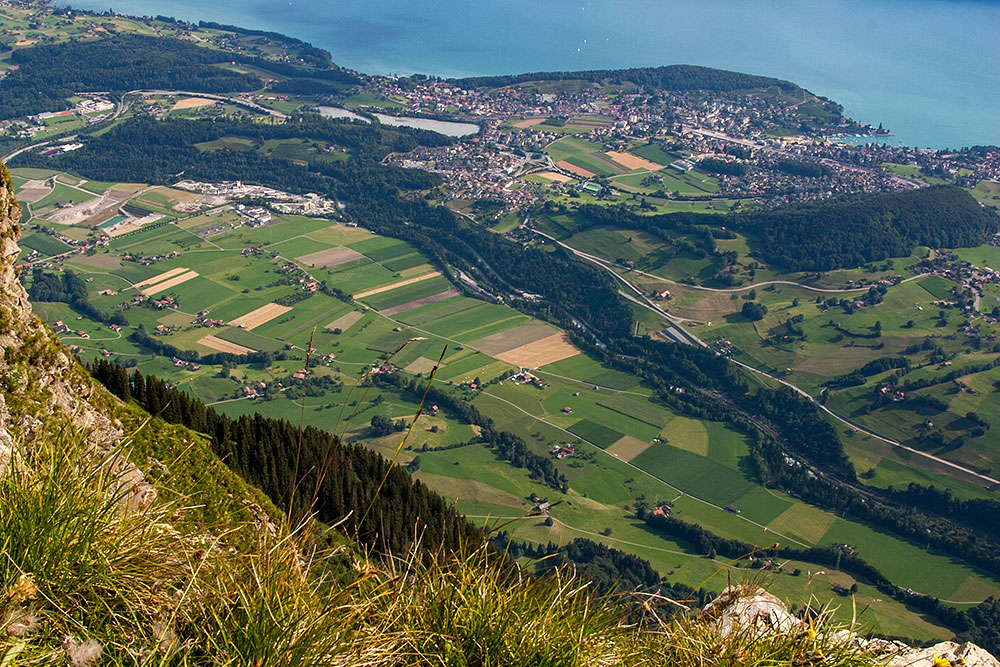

left=2, top=421, right=894, bottom=666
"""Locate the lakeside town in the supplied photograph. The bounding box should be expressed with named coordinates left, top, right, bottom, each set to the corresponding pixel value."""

left=352, top=73, right=999, bottom=215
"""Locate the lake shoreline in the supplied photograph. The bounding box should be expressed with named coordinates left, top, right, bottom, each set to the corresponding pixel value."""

left=60, top=0, right=1000, bottom=149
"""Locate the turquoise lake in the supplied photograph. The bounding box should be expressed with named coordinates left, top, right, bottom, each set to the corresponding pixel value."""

left=64, top=0, right=999, bottom=149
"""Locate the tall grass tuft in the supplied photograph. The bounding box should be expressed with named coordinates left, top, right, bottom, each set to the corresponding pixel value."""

left=0, top=418, right=892, bottom=666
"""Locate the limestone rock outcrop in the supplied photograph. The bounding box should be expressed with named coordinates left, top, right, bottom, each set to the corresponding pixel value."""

left=704, top=586, right=999, bottom=667
left=702, top=585, right=800, bottom=638
left=891, top=642, right=1000, bottom=667
left=0, top=163, right=121, bottom=447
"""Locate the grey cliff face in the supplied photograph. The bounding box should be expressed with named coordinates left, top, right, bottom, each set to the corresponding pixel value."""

left=0, top=163, right=120, bottom=447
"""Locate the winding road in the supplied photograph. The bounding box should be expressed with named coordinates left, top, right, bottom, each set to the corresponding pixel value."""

left=532, top=227, right=1000, bottom=491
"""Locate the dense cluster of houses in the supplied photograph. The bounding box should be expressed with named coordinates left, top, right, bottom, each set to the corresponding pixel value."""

left=355, top=68, right=1000, bottom=214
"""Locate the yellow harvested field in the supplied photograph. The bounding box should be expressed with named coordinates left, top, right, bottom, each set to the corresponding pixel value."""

left=325, top=310, right=364, bottom=332
left=197, top=335, right=256, bottom=355
left=17, top=187, right=52, bottom=204
left=140, top=270, right=200, bottom=295
left=556, top=161, right=596, bottom=179
left=134, top=266, right=190, bottom=289
left=107, top=223, right=140, bottom=238
left=172, top=97, right=217, bottom=110
left=405, top=356, right=443, bottom=374
left=229, top=303, right=293, bottom=330
left=605, top=151, right=664, bottom=171
left=660, top=417, right=709, bottom=457
left=514, top=118, right=546, bottom=128
left=606, top=436, right=652, bottom=462
left=535, top=171, right=574, bottom=183
left=354, top=271, right=442, bottom=299
left=951, top=575, right=1000, bottom=603
left=495, top=333, right=580, bottom=368
left=470, top=321, right=556, bottom=357
left=767, top=503, right=836, bottom=544
left=297, top=246, right=364, bottom=268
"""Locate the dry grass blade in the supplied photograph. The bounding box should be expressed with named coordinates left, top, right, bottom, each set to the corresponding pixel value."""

left=357, top=344, right=446, bottom=531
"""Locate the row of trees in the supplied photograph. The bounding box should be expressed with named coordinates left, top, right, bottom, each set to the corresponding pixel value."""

left=642, top=511, right=973, bottom=635
left=375, top=372, right=568, bottom=492
left=0, top=35, right=262, bottom=121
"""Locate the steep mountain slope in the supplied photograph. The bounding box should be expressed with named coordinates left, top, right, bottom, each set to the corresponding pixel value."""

left=0, top=163, right=120, bottom=454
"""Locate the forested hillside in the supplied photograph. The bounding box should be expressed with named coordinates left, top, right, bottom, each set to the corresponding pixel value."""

left=738, top=186, right=999, bottom=271
left=0, top=35, right=262, bottom=120
left=87, top=360, right=477, bottom=556
left=452, top=64, right=798, bottom=92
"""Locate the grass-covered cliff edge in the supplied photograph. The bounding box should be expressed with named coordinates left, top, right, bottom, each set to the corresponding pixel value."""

left=1, top=164, right=997, bottom=666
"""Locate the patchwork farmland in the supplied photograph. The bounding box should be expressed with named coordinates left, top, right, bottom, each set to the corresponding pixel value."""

left=16, top=169, right=999, bottom=640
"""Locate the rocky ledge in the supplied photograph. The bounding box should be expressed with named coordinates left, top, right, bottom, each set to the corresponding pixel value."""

left=707, top=586, right=999, bottom=667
